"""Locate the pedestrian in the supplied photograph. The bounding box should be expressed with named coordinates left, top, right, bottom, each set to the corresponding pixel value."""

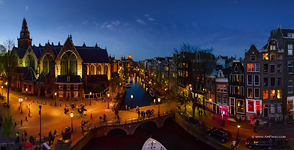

left=125, top=105, right=128, bottom=110
left=49, top=131, right=52, bottom=145
left=24, top=130, right=27, bottom=141
left=25, top=116, right=28, bottom=122
left=103, top=114, right=106, bottom=121
left=21, top=132, right=24, bottom=142
left=138, top=110, right=141, bottom=118
left=21, top=119, right=23, bottom=126
left=15, top=122, right=16, bottom=127
left=54, top=129, right=57, bottom=136
left=90, top=113, right=93, bottom=120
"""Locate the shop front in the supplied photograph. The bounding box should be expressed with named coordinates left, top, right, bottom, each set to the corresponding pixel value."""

left=217, top=104, right=228, bottom=116
left=246, top=99, right=262, bottom=121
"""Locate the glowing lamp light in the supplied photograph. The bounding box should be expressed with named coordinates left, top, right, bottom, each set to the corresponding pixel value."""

left=70, top=112, right=74, bottom=118
left=26, top=88, right=28, bottom=92
left=90, top=92, right=92, bottom=95
left=209, top=99, right=212, bottom=102
left=107, top=94, right=110, bottom=97
left=158, top=98, right=161, bottom=103
left=237, top=125, right=240, bottom=128
left=131, top=95, right=133, bottom=99
left=55, top=92, right=57, bottom=96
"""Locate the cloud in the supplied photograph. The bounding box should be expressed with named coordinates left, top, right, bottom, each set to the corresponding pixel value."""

left=148, top=18, right=154, bottom=21
left=82, top=21, right=88, bottom=24
left=144, top=14, right=155, bottom=22
left=0, top=0, right=3, bottom=5
left=136, top=19, right=146, bottom=24
left=68, top=24, right=73, bottom=28
left=25, top=6, right=28, bottom=11
left=111, top=21, right=120, bottom=26
left=57, top=26, right=64, bottom=30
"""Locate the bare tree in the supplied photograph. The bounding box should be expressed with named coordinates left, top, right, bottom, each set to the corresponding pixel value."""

left=0, top=39, right=18, bottom=105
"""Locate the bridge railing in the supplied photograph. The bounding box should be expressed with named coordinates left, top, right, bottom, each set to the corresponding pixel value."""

left=88, top=109, right=174, bottom=130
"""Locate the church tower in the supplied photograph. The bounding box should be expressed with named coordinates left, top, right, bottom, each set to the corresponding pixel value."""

left=18, top=18, right=32, bottom=49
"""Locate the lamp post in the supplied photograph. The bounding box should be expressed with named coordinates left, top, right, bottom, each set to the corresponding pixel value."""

left=70, top=112, right=74, bottom=132
left=25, top=88, right=28, bottom=100
left=38, top=105, right=42, bottom=149
left=107, top=94, right=110, bottom=109
left=237, top=125, right=240, bottom=140
left=158, top=98, right=161, bottom=116
left=89, top=92, right=92, bottom=106
left=130, top=95, right=133, bottom=109
left=19, top=97, right=23, bottom=113
left=55, top=92, right=57, bottom=106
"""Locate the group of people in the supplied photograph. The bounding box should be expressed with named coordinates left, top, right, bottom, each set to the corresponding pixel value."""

left=136, top=106, right=154, bottom=120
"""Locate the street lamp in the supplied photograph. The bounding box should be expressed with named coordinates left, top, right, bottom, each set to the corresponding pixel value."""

left=70, top=112, right=74, bottom=133
left=89, top=92, right=92, bottom=106
left=1, top=86, right=3, bottom=96
left=237, top=125, right=240, bottom=140
left=54, top=92, right=57, bottom=106
left=130, top=95, right=133, bottom=109
left=5, top=82, right=7, bottom=86
left=25, top=88, right=28, bottom=98
left=107, top=94, right=110, bottom=109
left=19, top=97, right=23, bottom=113
left=158, top=98, right=161, bottom=116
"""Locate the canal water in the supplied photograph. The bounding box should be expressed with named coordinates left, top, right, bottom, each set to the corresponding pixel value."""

left=82, top=117, right=216, bottom=150
left=120, top=77, right=153, bottom=110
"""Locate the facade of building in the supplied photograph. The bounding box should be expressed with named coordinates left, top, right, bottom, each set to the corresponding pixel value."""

left=11, top=18, right=113, bottom=100
left=228, top=60, right=246, bottom=120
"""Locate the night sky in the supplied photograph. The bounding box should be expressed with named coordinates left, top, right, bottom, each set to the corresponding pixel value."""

left=1, top=0, right=294, bottom=61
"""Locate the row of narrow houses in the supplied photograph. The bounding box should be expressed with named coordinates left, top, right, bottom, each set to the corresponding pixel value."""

left=9, top=18, right=121, bottom=100
left=144, top=27, right=294, bottom=122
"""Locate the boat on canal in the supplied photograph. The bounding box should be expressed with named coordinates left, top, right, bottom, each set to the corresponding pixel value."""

left=142, top=138, right=167, bottom=150
left=126, top=83, right=131, bottom=88
left=149, top=91, right=155, bottom=97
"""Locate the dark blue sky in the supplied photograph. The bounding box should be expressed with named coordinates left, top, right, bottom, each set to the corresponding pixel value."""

left=1, top=0, right=294, bottom=61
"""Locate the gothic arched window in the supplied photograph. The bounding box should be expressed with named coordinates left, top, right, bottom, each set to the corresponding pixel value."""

left=25, top=55, right=35, bottom=70
left=69, top=54, right=77, bottom=75
left=90, top=65, right=95, bottom=75
left=43, top=56, right=49, bottom=74
left=97, top=65, right=101, bottom=74
left=104, top=65, right=108, bottom=75
left=61, top=54, right=68, bottom=75
left=60, top=52, right=77, bottom=75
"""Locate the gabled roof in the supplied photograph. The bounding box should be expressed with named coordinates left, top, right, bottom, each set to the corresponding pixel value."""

left=76, top=47, right=109, bottom=63
left=31, top=46, right=43, bottom=59
left=15, top=48, right=26, bottom=59
left=56, top=75, right=82, bottom=83
left=23, top=67, right=36, bottom=82
left=36, top=73, right=45, bottom=83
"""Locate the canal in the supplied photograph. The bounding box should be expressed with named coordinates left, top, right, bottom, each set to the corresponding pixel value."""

left=82, top=117, right=216, bottom=150
left=120, top=77, right=153, bottom=110
left=82, top=77, right=216, bottom=150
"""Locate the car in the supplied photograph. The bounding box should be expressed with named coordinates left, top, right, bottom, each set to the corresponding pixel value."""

left=245, top=137, right=276, bottom=149
left=207, top=127, right=232, bottom=143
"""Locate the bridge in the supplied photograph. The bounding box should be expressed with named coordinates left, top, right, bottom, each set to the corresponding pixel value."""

left=70, top=111, right=175, bottom=150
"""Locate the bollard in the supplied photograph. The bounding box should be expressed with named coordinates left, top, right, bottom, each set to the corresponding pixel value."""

left=60, top=104, right=62, bottom=107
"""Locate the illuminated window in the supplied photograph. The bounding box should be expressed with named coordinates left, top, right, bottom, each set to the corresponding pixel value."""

left=234, top=86, right=239, bottom=95
left=74, top=91, right=79, bottom=98
left=235, top=74, right=239, bottom=82
left=237, top=100, right=244, bottom=113
left=277, top=90, right=282, bottom=99
left=270, top=45, right=276, bottom=50
left=59, top=85, right=63, bottom=90
left=288, top=44, right=293, bottom=55
left=59, top=91, right=63, bottom=97
left=263, top=64, right=268, bottom=72
left=263, top=53, right=268, bottom=60
left=247, top=63, right=260, bottom=72
left=247, top=88, right=253, bottom=98
left=270, top=54, right=275, bottom=60
left=248, top=100, right=254, bottom=112
left=263, top=90, right=268, bottom=99
left=186, top=71, right=188, bottom=77
left=270, top=90, right=275, bottom=99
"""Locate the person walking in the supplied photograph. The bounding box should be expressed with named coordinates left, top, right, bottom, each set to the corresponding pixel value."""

left=125, top=105, right=128, bottom=110
left=24, top=130, right=27, bottom=141
left=21, top=119, right=23, bottom=126
left=90, top=113, right=93, bottom=120
left=54, top=129, right=57, bottom=137
left=103, top=114, right=106, bottom=121
left=137, top=110, right=141, bottom=119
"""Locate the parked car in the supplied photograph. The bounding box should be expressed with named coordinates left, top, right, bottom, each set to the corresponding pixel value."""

left=207, top=127, right=231, bottom=143
left=245, top=137, right=276, bottom=149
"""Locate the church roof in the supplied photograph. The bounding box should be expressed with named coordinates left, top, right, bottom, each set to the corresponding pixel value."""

left=76, top=47, right=109, bottom=63
left=56, top=75, right=82, bottom=83
left=23, top=67, right=36, bottom=82
left=15, top=48, right=26, bottom=59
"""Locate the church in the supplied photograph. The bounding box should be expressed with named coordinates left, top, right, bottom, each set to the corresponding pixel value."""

left=11, top=18, right=118, bottom=100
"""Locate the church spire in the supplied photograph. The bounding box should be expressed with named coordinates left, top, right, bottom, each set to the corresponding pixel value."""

left=18, top=18, right=32, bottom=49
